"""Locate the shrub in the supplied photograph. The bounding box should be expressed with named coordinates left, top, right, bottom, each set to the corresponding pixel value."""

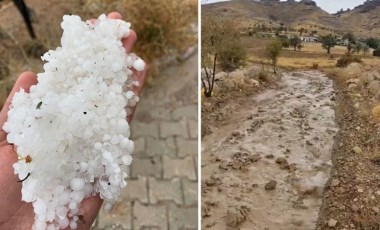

left=312, top=63, right=319, bottom=69
left=374, top=48, right=380, bottom=57
left=219, top=40, right=246, bottom=71
left=81, top=0, right=197, bottom=79
left=336, top=53, right=362, bottom=67
left=258, top=70, right=270, bottom=82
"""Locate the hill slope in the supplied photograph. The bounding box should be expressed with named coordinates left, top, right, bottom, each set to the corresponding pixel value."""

left=202, top=0, right=380, bottom=38
left=337, top=0, right=380, bottom=38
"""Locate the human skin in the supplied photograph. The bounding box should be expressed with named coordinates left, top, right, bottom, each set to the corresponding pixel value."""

left=0, top=12, right=147, bottom=230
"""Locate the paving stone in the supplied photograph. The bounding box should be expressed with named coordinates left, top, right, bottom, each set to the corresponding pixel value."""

left=146, top=137, right=176, bottom=157
left=187, top=119, right=198, bottom=139
left=131, top=157, right=162, bottom=178
left=121, top=177, right=148, bottom=204
left=168, top=204, right=198, bottom=230
left=133, top=202, right=167, bottom=230
left=160, top=121, right=188, bottom=138
left=131, top=122, right=159, bottom=138
left=133, top=137, right=146, bottom=155
left=149, top=178, right=182, bottom=205
left=172, top=105, right=197, bottom=120
left=182, top=179, right=198, bottom=206
left=163, top=156, right=196, bottom=180
left=97, top=201, right=132, bottom=229
left=176, top=137, right=197, bottom=157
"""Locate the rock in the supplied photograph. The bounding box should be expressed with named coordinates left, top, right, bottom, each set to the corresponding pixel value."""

left=328, top=218, right=337, bottom=227
left=358, top=188, right=364, bottom=193
left=353, top=146, right=363, bottom=154
left=348, top=83, right=357, bottom=90
left=372, top=105, right=380, bottom=121
left=368, top=80, right=380, bottom=94
left=248, top=153, right=261, bottom=162
left=346, top=78, right=360, bottom=85
left=265, top=180, right=277, bottom=190
left=205, top=179, right=216, bottom=186
left=276, top=157, right=288, bottom=165
left=265, top=154, right=274, bottom=159
left=214, top=71, right=228, bottom=81
left=226, top=206, right=249, bottom=227
left=373, top=207, right=380, bottom=213
left=331, top=179, right=340, bottom=187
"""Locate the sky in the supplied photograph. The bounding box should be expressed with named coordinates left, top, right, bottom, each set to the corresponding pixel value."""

left=201, top=0, right=368, bottom=13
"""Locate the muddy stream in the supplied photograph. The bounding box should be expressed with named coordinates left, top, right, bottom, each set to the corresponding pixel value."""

left=202, top=71, right=338, bottom=230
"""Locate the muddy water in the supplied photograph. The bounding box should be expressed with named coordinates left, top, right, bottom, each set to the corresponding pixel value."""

left=202, top=71, right=338, bottom=230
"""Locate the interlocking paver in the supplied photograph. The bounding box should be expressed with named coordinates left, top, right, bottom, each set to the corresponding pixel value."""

left=176, top=137, right=197, bottom=157
left=182, top=179, right=198, bottom=206
left=162, top=156, right=197, bottom=181
left=187, top=119, right=198, bottom=139
left=168, top=204, right=198, bottom=230
left=160, top=121, right=188, bottom=138
left=146, top=137, right=176, bottom=157
left=172, top=105, right=197, bottom=120
left=131, top=157, right=162, bottom=178
left=149, top=177, right=182, bottom=205
left=133, top=202, right=167, bottom=230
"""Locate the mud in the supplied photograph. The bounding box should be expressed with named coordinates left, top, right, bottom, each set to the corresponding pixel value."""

left=202, top=71, right=338, bottom=229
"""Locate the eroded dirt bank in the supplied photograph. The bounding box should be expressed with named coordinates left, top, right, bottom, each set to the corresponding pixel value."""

left=202, top=71, right=338, bottom=229
left=316, top=67, right=380, bottom=229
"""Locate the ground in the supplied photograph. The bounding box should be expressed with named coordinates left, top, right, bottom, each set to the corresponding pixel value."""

left=201, top=63, right=380, bottom=229
left=242, top=37, right=380, bottom=70
left=92, top=52, right=198, bottom=230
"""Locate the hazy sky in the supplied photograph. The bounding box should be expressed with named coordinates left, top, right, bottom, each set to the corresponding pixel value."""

left=201, top=0, right=368, bottom=13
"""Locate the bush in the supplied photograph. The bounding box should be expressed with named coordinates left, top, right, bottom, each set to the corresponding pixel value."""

left=312, top=63, right=319, bottom=69
left=258, top=70, right=270, bottom=82
left=81, top=0, right=197, bottom=79
left=219, top=40, right=246, bottom=71
left=336, top=54, right=362, bottom=67
left=374, top=48, right=380, bottom=57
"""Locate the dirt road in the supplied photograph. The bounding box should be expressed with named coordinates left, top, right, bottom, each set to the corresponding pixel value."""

left=202, top=71, right=338, bottom=229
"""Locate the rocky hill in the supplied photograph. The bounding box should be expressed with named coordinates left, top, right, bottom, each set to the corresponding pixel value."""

left=336, top=0, right=380, bottom=38
left=202, top=0, right=380, bottom=38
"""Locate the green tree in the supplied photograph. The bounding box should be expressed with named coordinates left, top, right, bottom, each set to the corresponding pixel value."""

left=321, top=34, right=336, bottom=54
left=366, top=38, right=380, bottom=49
left=290, top=37, right=302, bottom=51
left=265, top=39, right=283, bottom=74
left=362, top=44, right=370, bottom=55
left=342, top=32, right=356, bottom=44
left=353, top=42, right=364, bottom=54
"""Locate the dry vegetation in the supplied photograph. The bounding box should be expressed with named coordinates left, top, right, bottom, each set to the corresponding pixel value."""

left=0, top=0, right=197, bottom=107
left=242, top=37, right=380, bottom=70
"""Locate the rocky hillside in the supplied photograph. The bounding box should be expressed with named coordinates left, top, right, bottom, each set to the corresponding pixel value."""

left=202, top=0, right=380, bottom=38
left=336, top=0, right=380, bottom=38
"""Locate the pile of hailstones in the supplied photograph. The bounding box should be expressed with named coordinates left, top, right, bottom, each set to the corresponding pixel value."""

left=3, top=14, right=145, bottom=230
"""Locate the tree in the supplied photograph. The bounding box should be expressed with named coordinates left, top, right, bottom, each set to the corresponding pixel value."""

left=353, top=42, right=364, bottom=54
left=365, top=38, right=380, bottom=49
left=362, top=44, right=370, bottom=55
left=265, top=39, right=282, bottom=74
left=290, top=37, right=302, bottom=51
left=201, top=17, right=246, bottom=97
left=342, top=32, right=356, bottom=44
left=374, top=48, right=380, bottom=57
left=321, top=34, right=336, bottom=54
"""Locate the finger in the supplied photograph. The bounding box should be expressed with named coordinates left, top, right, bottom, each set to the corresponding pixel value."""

left=75, top=194, right=103, bottom=230
left=122, top=30, right=137, bottom=53
left=107, top=12, right=122, bottom=20
left=0, top=72, right=38, bottom=145
left=127, top=65, right=148, bottom=123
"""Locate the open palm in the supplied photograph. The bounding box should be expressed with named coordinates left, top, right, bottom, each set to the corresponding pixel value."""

left=0, top=12, right=146, bottom=230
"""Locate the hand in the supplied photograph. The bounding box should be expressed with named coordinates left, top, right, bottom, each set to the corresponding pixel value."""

left=0, top=12, right=147, bottom=230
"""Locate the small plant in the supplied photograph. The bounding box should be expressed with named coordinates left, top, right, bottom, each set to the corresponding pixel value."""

left=265, top=39, right=282, bottom=74
left=312, top=63, right=319, bottom=69
left=336, top=53, right=362, bottom=67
